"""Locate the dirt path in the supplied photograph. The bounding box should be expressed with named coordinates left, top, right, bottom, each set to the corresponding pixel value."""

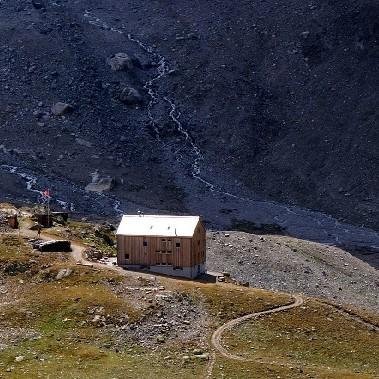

left=211, top=294, right=304, bottom=362
left=205, top=295, right=303, bottom=378
left=319, top=300, right=379, bottom=332
left=13, top=228, right=378, bottom=378
left=18, top=227, right=165, bottom=282
left=20, top=228, right=87, bottom=263
left=205, top=294, right=379, bottom=378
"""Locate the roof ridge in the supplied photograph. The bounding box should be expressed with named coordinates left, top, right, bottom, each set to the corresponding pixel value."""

left=122, top=215, right=199, bottom=218
left=117, top=215, right=201, bottom=237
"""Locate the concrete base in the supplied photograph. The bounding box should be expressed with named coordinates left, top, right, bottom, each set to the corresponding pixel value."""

left=120, top=263, right=206, bottom=279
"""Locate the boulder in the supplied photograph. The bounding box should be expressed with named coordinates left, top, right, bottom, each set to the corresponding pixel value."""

left=75, top=138, right=92, bottom=148
left=192, top=349, right=203, bottom=355
left=15, top=355, right=24, bottom=363
left=3, top=261, right=29, bottom=275
left=56, top=268, right=73, bottom=280
left=194, top=353, right=209, bottom=361
left=157, top=335, right=166, bottom=343
left=85, top=177, right=115, bottom=193
left=91, top=314, right=102, bottom=324
left=132, top=54, right=157, bottom=69
left=119, top=87, right=143, bottom=105
left=86, top=249, right=104, bottom=261
left=32, top=0, right=45, bottom=10
left=51, top=102, right=74, bottom=116
left=34, top=240, right=71, bottom=252
left=108, top=53, right=133, bottom=71
left=7, top=215, right=18, bottom=229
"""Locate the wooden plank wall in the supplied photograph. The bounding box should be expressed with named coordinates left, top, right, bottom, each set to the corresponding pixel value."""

left=117, top=220, right=206, bottom=268
left=191, top=221, right=206, bottom=266
left=118, top=235, right=193, bottom=267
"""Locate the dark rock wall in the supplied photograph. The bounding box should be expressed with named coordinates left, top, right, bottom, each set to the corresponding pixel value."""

left=0, top=0, right=377, bottom=228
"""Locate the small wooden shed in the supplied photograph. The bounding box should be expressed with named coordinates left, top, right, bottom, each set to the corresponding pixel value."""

left=116, top=215, right=206, bottom=278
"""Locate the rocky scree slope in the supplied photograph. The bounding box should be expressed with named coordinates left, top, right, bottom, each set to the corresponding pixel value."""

left=207, top=231, right=379, bottom=312
left=0, top=0, right=377, bottom=231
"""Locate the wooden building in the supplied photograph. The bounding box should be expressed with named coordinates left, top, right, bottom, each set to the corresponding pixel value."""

left=116, top=215, right=206, bottom=278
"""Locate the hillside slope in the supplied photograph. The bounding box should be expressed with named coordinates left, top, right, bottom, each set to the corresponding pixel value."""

left=0, top=217, right=378, bottom=378
left=0, top=0, right=378, bottom=234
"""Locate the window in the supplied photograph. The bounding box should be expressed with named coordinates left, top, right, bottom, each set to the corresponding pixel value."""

left=143, top=241, right=148, bottom=246
left=125, top=253, right=129, bottom=260
left=174, top=266, right=183, bottom=270
left=161, top=239, right=167, bottom=250
left=176, top=242, right=181, bottom=248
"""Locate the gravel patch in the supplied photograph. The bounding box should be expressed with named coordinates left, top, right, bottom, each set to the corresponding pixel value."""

left=206, top=231, right=379, bottom=312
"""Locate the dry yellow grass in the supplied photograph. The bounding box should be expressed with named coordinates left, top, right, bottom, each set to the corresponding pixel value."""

left=48, top=220, right=116, bottom=257
left=1, top=224, right=378, bottom=378
left=220, top=299, right=378, bottom=378
left=0, top=235, right=206, bottom=378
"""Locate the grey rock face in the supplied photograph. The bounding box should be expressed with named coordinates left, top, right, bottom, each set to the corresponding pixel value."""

left=51, top=102, right=74, bottom=116
left=85, top=177, right=115, bottom=193
left=107, top=53, right=134, bottom=72
left=119, top=87, right=143, bottom=105
left=56, top=268, right=73, bottom=280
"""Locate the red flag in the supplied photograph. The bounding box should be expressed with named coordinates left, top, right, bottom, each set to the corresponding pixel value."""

left=42, top=189, right=51, bottom=198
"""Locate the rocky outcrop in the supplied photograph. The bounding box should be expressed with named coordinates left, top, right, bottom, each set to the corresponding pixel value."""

left=85, top=177, right=115, bottom=193
left=56, top=268, right=73, bottom=280
left=75, top=138, right=92, bottom=148
left=51, top=102, right=74, bottom=116
left=107, top=53, right=134, bottom=71
left=33, top=240, right=71, bottom=252
left=119, top=87, right=143, bottom=105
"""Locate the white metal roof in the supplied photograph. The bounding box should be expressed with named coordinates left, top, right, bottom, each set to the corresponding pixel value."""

left=116, top=215, right=200, bottom=238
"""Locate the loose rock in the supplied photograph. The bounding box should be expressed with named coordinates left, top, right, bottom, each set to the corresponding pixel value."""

left=107, top=53, right=133, bottom=71
left=51, top=102, right=74, bottom=116
left=119, top=87, right=143, bottom=105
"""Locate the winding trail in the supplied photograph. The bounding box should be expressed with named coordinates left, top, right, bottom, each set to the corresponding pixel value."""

left=19, top=226, right=161, bottom=281
left=6, top=227, right=378, bottom=377
left=205, top=295, right=303, bottom=378
left=205, top=293, right=379, bottom=378
left=211, top=295, right=304, bottom=361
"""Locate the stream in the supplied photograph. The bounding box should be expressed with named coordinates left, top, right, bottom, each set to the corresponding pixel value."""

left=0, top=9, right=378, bottom=260
left=80, top=11, right=379, bottom=253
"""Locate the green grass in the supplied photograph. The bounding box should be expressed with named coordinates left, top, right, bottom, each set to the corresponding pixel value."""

left=221, top=299, right=378, bottom=378
left=1, top=266, right=143, bottom=329
left=1, top=223, right=378, bottom=378
left=48, top=220, right=117, bottom=257
left=0, top=234, right=207, bottom=378
left=174, top=281, right=292, bottom=324
left=0, top=234, right=30, bottom=262
left=0, top=338, right=206, bottom=379
left=210, top=356, right=376, bottom=379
